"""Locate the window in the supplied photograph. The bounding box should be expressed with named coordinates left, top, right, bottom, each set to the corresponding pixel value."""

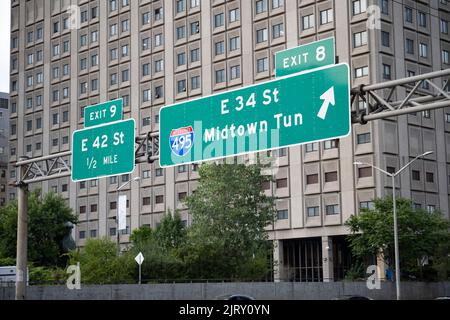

left=142, top=169, right=151, bottom=179
left=381, top=0, right=389, bottom=15
left=441, top=19, right=449, bottom=34
left=352, top=0, right=367, bottom=15
left=110, top=24, right=118, bottom=37
left=178, top=192, right=187, bottom=201
left=142, top=89, right=151, bottom=102
left=177, top=79, right=186, bottom=93
left=272, top=0, right=283, bottom=9
left=53, top=21, right=60, bottom=34
left=191, top=48, right=200, bottom=62
left=381, top=31, right=390, bottom=47
left=176, top=0, right=185, bottom=13
left=142, top=12, right=151, bottom=25
left=419, top=43, right=428, bottom=58
left=320, top=9, right=333, bottom=25
left=426, top=172, right=434, bottom=183
left=302, top=14, right=314, bottom=30
left=90, top=230, right=97, bottom=238
left=91, top=54, right=99, bottom=67
left=63, top=40, right=70, bottom=52
left=191, top=75, right=200, bottom=90
left=121, top=19, right=129, bottom=32
left=190, top=0, right=200, bottom=8
left=155, top=33, right=163, bottom=47
left=142, top=197, right=151, bottom=206
left=307, top=206, right=319, bottom=217
left=383, top=64, right=391, bottom=80
left=110, top=228, right=117, bottom=236
left=230, top=65, right=240, bottom=80
left=277, top=209, right=288, bottom=220
left=418, top=11, right=427, bottom=28
left=272, top=23, right=284, bottom=39
left=256, top=0, right=267, bottom=14
left=405, top=38, right=414, bottom=54
left=355, top=66, right=369, bottom=78
left=386, top=166, right=396, bottom=174
left=91, top=6, right=99, bottom=19
left=405, top=7, right=413, bottom=23
left=229, top=8, right=240, bottom=22
left=155, top=8, right=163, bottom=20
left=357, top=132, right=371, bottom=144
left=110, top=73, right=118, bottom=85
left=176, top=26, right=185, bottom=40
left=257, top=57, right=268, bottom=73
left=306, top=174, right=319, bottom=185
left=121, top=69, right=129, bottom=82
left=155, top=86, right=163, bottom=99
left=79, top=182, right=86, bottom=190
left=178, top=165, right=188, bottom=173
left=177, top=52, right=186, bottom=66
left=324, top=139, right=338, bottom=149
left=326, top=204, right=340, bottom=215
left=360, top=201, right=374, bottom=210
left=412, top=170, right=420, bottom=181
left=79, top=231, right=86, bottom=239
left=79, top=205, right=86, bottom=214
left=155, top=195, right=164, bottom=204
left=142, top=117, right=151, bottom=127
left=426, top=205, right=436, bottom=213
left=215, top=41, right=224, bottom=55
left=353, top=31, right=367, bottom=48
left=155, top=168, right=163, bottom=177
left=276, top=178, right=288, bottom=188
left=142, top=63, right=150, bottom=77
left=422, top=110, right=430, bottom=118
left=445, top=113, right=450, bottom=123
left=80, top=34, right=87, bottom=47
left=358, top=167, right=372, bottom=178
left=230, top=36, right=240, bottom=51
left=305, top=142, right=318, bottom=152
left=279, top=148, right=287, bottom=157
left=155, top=59, right=164, bottom=73
left=215, top=69, right=225, bottom=83
left=190, top=21, right=200, bottom=35
left=256, top=28, right=268, bottom=43
left=121, top=45, right=129, bottom=57
left=142, top=37, right=150, bottom=51
left=110, top=48, right=118, bottom=61
left=324, top=171, right=338, bottom=182
left=214, top=13, right=224, bottom=28
left=442, top=50, right=449, bottom=64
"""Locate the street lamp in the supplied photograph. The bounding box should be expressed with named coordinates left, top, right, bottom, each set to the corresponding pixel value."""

left=353, top=150, right=433, bottom=300
left=115, top=176, right=140, bottom=253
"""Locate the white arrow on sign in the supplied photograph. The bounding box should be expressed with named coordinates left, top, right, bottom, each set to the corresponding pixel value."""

left=317, top=86, right=335, bottom=120
left=135, top=252, right=144, bottom=265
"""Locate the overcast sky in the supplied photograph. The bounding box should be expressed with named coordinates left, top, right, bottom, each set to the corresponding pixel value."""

left=0, top=0, right=10, bottom=93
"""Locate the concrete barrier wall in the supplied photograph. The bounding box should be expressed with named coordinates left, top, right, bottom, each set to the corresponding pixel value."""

left=1, top=281, right=450, bottom=300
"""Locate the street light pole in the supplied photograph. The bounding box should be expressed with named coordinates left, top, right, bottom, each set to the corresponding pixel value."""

left=353, top=150, right=432, bottom=301
left=391, top=174, right=400, bottom=300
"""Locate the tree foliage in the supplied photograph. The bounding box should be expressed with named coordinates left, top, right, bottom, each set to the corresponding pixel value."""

left=69, top=238, right=134, bottom=284
left=182, top=163, right=276, bottom=280
left=346, top=197, right=450, bottom=280
left=0, top=190, right=77, bottom=267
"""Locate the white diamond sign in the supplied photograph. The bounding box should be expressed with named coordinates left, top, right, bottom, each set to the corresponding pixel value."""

left=135, top=252, right=144, bottom=265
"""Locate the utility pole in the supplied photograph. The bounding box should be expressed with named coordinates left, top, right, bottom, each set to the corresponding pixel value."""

left=15, top=157, right=29, bottom=300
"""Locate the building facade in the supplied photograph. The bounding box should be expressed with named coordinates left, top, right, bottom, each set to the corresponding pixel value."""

left=9, top=0, right=450, bottom=281
left=0, top=92, right=9, bottom=207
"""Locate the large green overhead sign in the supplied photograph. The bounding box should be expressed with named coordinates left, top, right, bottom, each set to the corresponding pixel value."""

left=71, top=119, right=136, bottom=182
left=159, top=63, right=350, bottom=168
left=275, top=37, right=335, bottom=77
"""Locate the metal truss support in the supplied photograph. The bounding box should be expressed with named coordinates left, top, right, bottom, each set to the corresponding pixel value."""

left=351, top=68, right=450, bottom=124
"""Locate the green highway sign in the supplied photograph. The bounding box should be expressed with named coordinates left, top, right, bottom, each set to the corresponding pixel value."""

left=71, top=119, right=135, bottom=182
left=159, top=63, right=350, bottom=168
left=84, top=99, right=123, bottom=128
left=275, top=37, right=335, bottom=77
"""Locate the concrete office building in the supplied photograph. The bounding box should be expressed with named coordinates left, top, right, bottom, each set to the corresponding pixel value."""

left=9, top=0, right=450, bottom=282
left=0, top=93, right=9, bottom=207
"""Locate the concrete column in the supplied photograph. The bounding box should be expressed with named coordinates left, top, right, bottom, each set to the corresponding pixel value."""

left=273, top=240, right=284, bottom=282
left=322, top=236, right=333, bottom=282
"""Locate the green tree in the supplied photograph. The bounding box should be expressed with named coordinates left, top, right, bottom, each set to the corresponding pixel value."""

left=0, top=190, right=77, bottom=267
left=346, top=197, right=450, bottom=280
left=182, top=163, right=276, bottom=280
left=129, top=212, right=187, bottom=281
left=69, top=238, right=134, bottom=284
